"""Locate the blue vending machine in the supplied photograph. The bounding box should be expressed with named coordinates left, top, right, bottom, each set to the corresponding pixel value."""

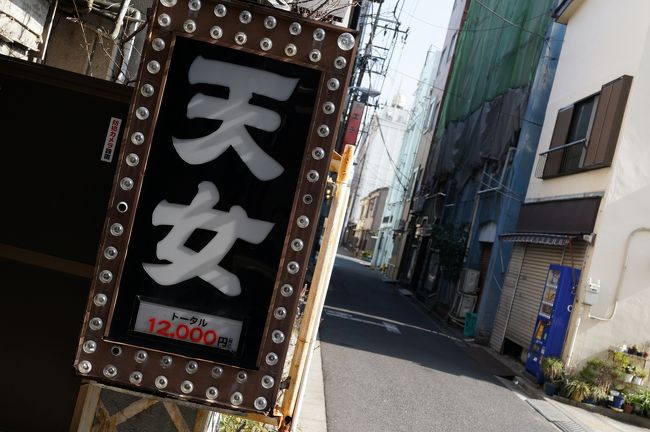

left=525, top=264, right=580, bottom=383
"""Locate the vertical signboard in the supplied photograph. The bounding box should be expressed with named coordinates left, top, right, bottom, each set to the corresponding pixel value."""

left=74, top=0, right=357, bottom=416
left=342, top=100, right=365, bottom=147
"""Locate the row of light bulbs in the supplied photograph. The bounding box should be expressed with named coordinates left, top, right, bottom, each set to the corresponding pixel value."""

left=156, top=1, right=355, bottom=66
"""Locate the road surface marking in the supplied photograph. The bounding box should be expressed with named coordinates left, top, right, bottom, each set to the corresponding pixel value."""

left=323, top=306, right=459, bottom=341
left=383, top=322, right=401, bottom=334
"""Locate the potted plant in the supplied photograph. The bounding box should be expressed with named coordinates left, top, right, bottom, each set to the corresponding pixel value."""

left=612, top=392, right=626, bottom=410
left=564, top=378, right=593, bottom=402
left=633, top=368, right=648, bottom=385
left=623, top=365, right=635, bottom=383
left=623, top=392, right=636, bottom=414
left=628, top=345, right=639, bottom=356
left=635, top=389, right=650, bottom=417
left=591, top=385, right=608, bottom=406
left=541, top=357, right=564, bottom=396
left=578, top=358, right=618, bottom=397
left=612, top=351, right=630, bottom=373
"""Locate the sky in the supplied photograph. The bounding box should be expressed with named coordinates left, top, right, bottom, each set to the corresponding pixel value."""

left=369, top=0, right=456, bottom=110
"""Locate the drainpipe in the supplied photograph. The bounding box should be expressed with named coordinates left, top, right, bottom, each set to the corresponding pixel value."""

left=116, top=7, right=141, bottom=83
left=587, top=227, right=650, bottom=321
left=563, top=245, right=590, bottom=369
left=110, top=0, right=131, bottom=39
left=563, top=227, right=650, bottom=367
left=93, top=0, right=142, bottom=83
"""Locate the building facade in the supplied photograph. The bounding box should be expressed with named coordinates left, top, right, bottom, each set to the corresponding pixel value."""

left=346, top=96, right=409, bottom=248
left=384, top=0, right=468, bottom=284
left=490, top=0, right=650, bottom=368
left=402, top=0, right=558, bottom=323
left=353, top=187, right=389, bottom=258
left=373, top=48, right=441, bottom=271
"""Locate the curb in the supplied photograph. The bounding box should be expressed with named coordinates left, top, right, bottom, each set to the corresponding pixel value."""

left=474, top=344, right=650, bottom=430
left=550, top=395, right=650, bottom=429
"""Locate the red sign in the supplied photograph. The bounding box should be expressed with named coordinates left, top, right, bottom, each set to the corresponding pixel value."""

left=342, top=101, right=365, bottom=147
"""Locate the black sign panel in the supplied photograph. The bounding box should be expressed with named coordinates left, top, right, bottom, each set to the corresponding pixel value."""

left=110, top=38, right=320, bottom=368
left=74, top=0, right=357, bottom=415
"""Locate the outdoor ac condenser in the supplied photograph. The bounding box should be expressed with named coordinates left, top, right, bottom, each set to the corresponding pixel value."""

left=459, top=268, right=481, bottom=294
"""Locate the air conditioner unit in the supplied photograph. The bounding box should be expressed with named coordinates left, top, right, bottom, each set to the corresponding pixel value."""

left=459, top=268, right=480, bottom=294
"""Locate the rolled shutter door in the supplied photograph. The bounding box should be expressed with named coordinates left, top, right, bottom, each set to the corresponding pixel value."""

left=490, top=243, right=524, bottom=352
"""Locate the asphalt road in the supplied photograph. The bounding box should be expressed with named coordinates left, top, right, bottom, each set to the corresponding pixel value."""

left=319, top=255, right=557, bottom=432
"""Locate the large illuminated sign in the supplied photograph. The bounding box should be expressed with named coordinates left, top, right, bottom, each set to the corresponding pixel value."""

left=74, top=0, right=356, bottom=415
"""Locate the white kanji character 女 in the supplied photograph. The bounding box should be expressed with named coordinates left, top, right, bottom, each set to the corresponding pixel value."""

left=143, top=181, right=274, bottom=296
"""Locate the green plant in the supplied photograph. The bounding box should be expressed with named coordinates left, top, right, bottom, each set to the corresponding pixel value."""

left=577, top=358, right=618, bottom=394
left=636, top=368, right=649, bottom=379
left=625, top=390, right=639, bottom=404
left=429, top=224, right=469, bottom=280
left=542, top=357, right=565, bottom=383
left=629, top=389, right=650, bottom=417
left=564, top=378, right=593, bottom=402
left=591, top=385, right=608, bottom=403
left=613, top=351, right=630, bottom=370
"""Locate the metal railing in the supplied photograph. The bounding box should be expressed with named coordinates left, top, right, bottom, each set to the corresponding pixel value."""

left=535, top=138, right=586, bottom=179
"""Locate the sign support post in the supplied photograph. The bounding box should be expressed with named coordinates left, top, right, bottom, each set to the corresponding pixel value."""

left=279, top=144, right=355, bottom=431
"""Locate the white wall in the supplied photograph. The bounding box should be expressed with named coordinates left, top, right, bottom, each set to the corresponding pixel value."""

left=350, top=104, right=408, bottom=221
left=525, top=0, right=650, bottom=364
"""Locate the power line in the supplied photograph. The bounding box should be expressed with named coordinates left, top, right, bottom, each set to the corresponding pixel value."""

left=473, top=0, right=547, bottom=40
left=402, top=8, right=548, bottom=35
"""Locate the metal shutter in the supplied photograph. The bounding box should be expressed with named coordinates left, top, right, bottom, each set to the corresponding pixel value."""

left=505, top=244, right=564, bottom=348
left=490, top=240, right=588, bottom=352
left=489, top=243, right=525, bottom=351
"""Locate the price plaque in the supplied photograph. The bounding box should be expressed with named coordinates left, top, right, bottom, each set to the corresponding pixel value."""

left=133, top=300, right=243, bottom=352
left=73, top=0, right=357, bottom=416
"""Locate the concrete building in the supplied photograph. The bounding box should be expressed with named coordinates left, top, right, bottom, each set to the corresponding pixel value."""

left=372, top=48, right=441, bottom=271
left=388, top=0, right=468, bottom=285
left=347, top=95, right=409, bottom=227
left=401, top=0, right=559, bottom=326
left=490, top=0, right=650, bottom=368
left=353, top=187, right=388, bottom=258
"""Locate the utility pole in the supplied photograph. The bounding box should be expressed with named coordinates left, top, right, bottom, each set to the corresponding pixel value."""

left=337, top=0, right=408, bottom=248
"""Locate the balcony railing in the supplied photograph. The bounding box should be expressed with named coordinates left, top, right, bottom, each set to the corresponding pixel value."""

left=535, top=138, right=586, bottom=179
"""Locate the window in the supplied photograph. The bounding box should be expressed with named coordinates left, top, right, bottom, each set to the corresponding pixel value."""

left=438, top=48, right=446, bottom=75
left=559, top=95, right=598, bottom=173
left=539, top=75, right=632, bottom=179
left=447, top=32, right=457, bottom=63
left=424, top=97, right=439, bottom=131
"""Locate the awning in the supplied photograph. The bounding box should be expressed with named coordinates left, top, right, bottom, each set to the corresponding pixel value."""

left=500, top=232, right=576, bottom=246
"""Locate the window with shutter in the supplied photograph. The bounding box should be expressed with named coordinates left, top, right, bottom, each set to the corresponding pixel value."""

left=538, top=75, right=632, bottom=178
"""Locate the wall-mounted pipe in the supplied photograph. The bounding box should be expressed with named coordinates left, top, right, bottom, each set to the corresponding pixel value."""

left=588, top=227, right=650, bottom=321
left=92, top=0, right=143, bottom=83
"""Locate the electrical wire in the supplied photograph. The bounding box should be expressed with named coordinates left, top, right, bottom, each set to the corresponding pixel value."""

left=473, top=0, right=546, bottom=40
left=402, top=7, right=548, bottom=35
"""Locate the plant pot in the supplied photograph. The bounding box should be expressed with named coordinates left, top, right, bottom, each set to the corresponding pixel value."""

left=611, top=394, right=625, bottom=409
left=632, top=376, right=643, bottom=385
left=623, top=403, right=634, bottom=414
left=543, top=382, right=558, bottom=396
left=623, top=373, right=635, bottom=383
left=583, top=396, right=596, bottom=405
left=644, top=351, right=649, bottom=359
left=629, top=347, right=638, bottom=356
